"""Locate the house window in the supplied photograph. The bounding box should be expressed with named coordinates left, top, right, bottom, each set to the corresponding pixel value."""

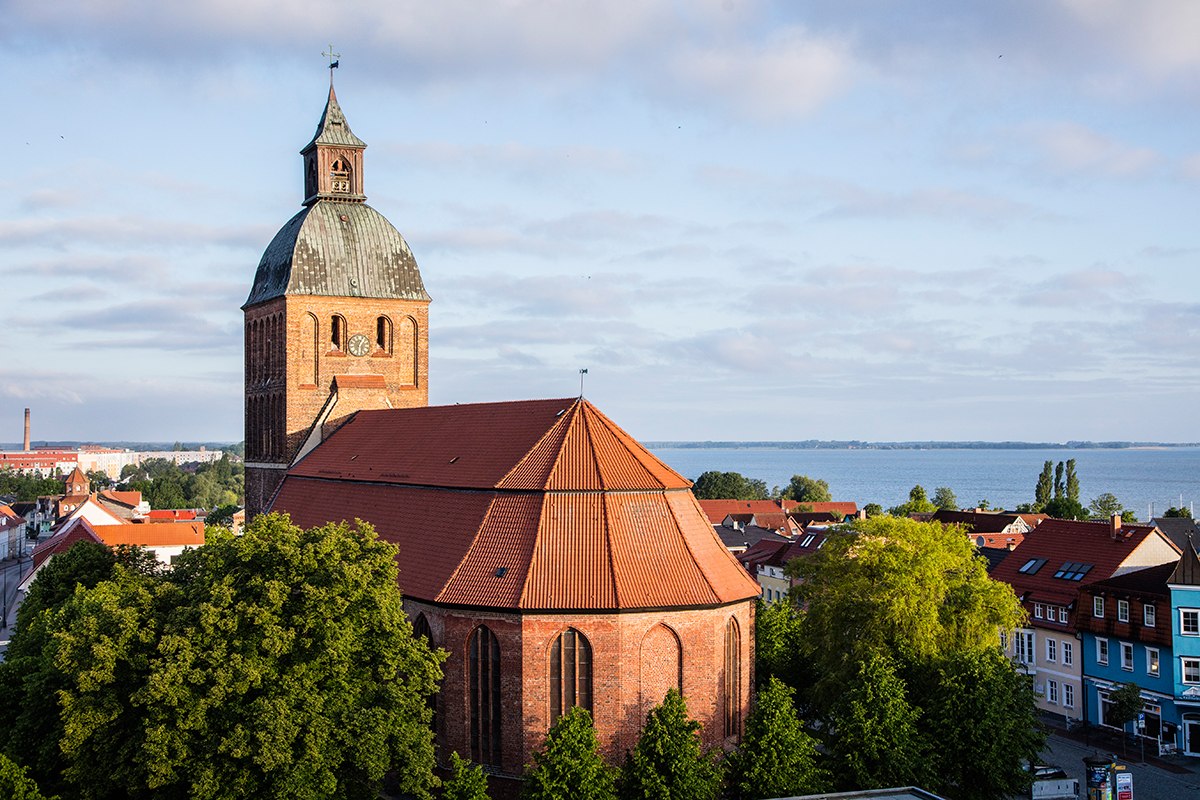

left=550, top=628, right=593, bottom=724
left=1097, top=638, right=1109, bottom=666
left=1183, top=658, right=1200, bottom=685
left=723, top=618, right=741, bottom=738
left=1000, top=631, right=1007, bottom=651
left=1035, top=603, right=1045, bottom=619
left=1118, top=600, right=1130, bottom=623
left=331, top=315, right=347, bottom=350
left=469, top=626, right=502, bottom=766
left=1047, top=680, right=1059, bottom=704
left=1046, top=638, right=1057, bottom=663
left=1016, top=631, right=1035, bottom=666
left=1181, top=609, right=1200, bottom=636
left=1121, top=642, right=1134, bottom=671
left=1062, top=641, right=1073, bottom=667
left=1144, top=604, right=1156, bottom=628
left=1147, top=647, right=1160, bottom=677
left=1058, top=607, right=1068, bottom=623
left=1093, top=596, right=1105, bottom=618
left=1063, top=683, right=1075, bottom=708
left=376, top=316, right=393, bottom=353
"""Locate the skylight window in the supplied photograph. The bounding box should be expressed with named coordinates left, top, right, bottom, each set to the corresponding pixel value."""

left=1018, top=558, right=1047, bottom=575
left=1053, top=562, right=1094, bottom=581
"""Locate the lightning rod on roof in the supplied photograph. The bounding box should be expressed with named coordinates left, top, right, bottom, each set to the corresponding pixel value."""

left=579, top=368, right=588, bottom=398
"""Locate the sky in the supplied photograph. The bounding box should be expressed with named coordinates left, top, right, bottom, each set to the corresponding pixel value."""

left=2, top=1, right=1199, bottom=444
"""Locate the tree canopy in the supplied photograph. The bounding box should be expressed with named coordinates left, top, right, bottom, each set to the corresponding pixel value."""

left=523, top=707, right=615, bottom=800
left=932, top=487, right=958, bottom=510
left=121, top=454, right=243, bottom=509
left=726, top=677, right=828, bottom=800
left=443, top=753, right=489, bottom=800
left=782, top=475, right=831, bottom=504
left=886, top=484, right=937, bottom=517
left=1164, top=506, right=1193, bottom=519
left=690, top=471, right=769, bottom=501
left=1089, top=493, right=1137, bottom=522
left=788, top=516, right=1025, bottom=701
left=619, top=689, right=720, bottom=800
left=0, top=514, right=443, bottom=800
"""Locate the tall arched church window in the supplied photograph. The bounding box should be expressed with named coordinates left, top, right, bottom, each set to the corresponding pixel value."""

left=723, top=617, right=741, bottom=738
left=469, top=626, right=502, bottom=766
left=376, top=316, right=393, bottom=354
left=331, top=315, right=347, bottom=351
left=550, top=628, right=593, bottom=724
left=398, top=316, right=418, bottom=385
left=413, top=613, right=432, bottom=644
left=304, top=312, right=319, bottom=385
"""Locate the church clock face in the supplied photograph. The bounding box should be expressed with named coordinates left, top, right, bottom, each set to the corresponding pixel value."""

left=347, top=334, right=371, bottom=357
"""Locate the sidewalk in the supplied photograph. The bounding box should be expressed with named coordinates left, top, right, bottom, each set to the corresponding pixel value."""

left=1042, top=716, right=1199, bottom=776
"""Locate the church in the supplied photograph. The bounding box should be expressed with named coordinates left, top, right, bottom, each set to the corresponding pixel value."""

left=242, top=80, right=760, bottom=782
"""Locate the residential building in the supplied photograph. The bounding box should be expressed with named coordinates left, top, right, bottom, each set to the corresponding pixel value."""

left=930, top=508, right=1031, bottom=549
left=1077, top=562, right=1177, bottom=752
left=990, top=516, right=1180, bottom=724
left=1168, top=541, right=1200, bottom=756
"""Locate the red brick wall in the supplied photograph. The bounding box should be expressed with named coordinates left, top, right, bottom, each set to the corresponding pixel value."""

left=245, top=294, right=429, bottom=517
left=407, top=599, right=753, bottom=778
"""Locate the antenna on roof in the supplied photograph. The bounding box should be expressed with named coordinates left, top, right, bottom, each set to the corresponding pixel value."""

left=579, top=368, right=588, bottom=398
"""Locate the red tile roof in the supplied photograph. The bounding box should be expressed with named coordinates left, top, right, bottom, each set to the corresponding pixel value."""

left=145, top=509, right=197, bottom=521
left=31, top=518, right=103, bottom=570
left=275, top=398, right=760, bottom=611
left=989, top=518, right=1180, bottom=611
left=931, top=509, right=1026, bottom=534
left=699, top=499, right=857, bottom=524
left=99, top=490, right=143, bottom=508
left=92, top=521, right=205, bottom=548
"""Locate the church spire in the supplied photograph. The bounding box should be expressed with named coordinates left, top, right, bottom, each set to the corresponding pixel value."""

left=301, top=82, right=367, bottom=205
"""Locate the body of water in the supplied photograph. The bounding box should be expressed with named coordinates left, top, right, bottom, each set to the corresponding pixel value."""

left=649, top=447, right=1200, bottom=519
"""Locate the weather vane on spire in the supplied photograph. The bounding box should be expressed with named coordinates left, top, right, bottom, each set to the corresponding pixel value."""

left=323, top=44, right=341, bottom=85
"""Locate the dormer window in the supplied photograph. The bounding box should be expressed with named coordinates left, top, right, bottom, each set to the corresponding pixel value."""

left=330, top=157, right=351, bottom=194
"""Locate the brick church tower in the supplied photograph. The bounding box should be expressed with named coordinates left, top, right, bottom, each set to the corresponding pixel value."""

left=243, top=82, right=430, bottom=516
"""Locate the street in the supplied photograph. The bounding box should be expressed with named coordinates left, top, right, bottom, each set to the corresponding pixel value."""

left=0, top=556, right=34, bottom=658
left=1035, top=731, right=1200, bottom=800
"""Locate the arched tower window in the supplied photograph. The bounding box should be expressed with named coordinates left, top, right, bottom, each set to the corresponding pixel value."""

left=304, top=312, right=319, bottom=385
left=330, top=157, right=352, bottom=194
left=376, top=315, right=393, bottom=353
left=331, top=315, right=347, bottom=351
left=398, top=316, right=418, bottom=385
left=412, top=613, right=432, bottom=644
left=469, top=626, right=502, bottom=766
left=723, top=617, right=741, bottom=738
left=550, top=628, right=593, bottom=724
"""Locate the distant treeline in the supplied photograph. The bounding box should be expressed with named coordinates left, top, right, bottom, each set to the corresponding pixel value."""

left=0, top=441, right=244, bottom=456
left=646, top=440, right=1200, bottom=450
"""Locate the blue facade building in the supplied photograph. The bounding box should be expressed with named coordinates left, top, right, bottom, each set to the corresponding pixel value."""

left=1167, top=542, right=1200, bottom=755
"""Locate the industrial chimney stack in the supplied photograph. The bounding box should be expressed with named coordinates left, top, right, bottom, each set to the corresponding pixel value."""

left=23, top=407, right=30, bottom=452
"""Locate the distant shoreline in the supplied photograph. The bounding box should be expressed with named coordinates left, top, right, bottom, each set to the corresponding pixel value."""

left=645, top=441, right=1200, bottom=451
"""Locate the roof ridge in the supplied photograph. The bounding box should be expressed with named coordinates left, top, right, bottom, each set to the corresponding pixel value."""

left=496, top=399, right=577, bottom=489
left=580, top=400, right=684, bottom=489
left=579, top=400, right=606, bottom=490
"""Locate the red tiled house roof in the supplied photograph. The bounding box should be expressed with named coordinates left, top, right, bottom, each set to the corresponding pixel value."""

left=93, top=521, right=205, bottom=547
left=989, top=518, right=1180, bottom=628
left=275, top=398, right=762, bottom=611
left=699, top=498, right=857, bottom=524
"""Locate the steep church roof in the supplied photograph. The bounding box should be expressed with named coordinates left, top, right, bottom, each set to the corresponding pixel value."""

left=273, top=398, right=762, bottom=611
left=303, top=85, right=367, bottom=150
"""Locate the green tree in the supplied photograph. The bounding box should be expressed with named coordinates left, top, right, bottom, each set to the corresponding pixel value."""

left=913, top=649, right=1043, bottom=800
left=619, top=689, right=720, bottom=800
left=789, top=516, right=1024, bottom=703
left=204, top=503, right=240, bottom=528
left=782, top=475, right=832, bottom=504
left=1043, top=496, right=1088, bottom=520
left=828, top=654, right=928, bottom=791
left=443, top=753, right=489, bottom=800
left=932, top=487, right=958, bottom=511
left=1088, top=493, right=1137, bottom=522
left=1053, top=462, right=1064, bottom=500
left=1034, top=461, right=1053, bottom=508
left=0, top=753, right=55, bottom=800
left=1065, top=459, right=1080, bottom=503
left=1164, top=506, right=1193, bottom=519
left=691, top=471, right=768, bottom=501
left=753, top=599, right=804, bottom=689
left=887, top=485, right=937, bottom=517
left=862, top=503, right=884, bottom=518
left=1105, top=682, right=1144, bottom=756
left=524, top=707, right=615, bottom=800
left=25, top=515, right=443, bottom=800
left=726, top=678, right=828, bottom=800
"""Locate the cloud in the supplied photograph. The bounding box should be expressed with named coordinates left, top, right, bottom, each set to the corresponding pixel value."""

left=1023, top=122, right=1160, bottom=177
left=1056, top=0, right=1200, bottom=78
left=0, top=216, right=268, bottom=250
left=1182, top=153, right=1200, bottom=181
left=665, top=25, right=858, bottom=120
